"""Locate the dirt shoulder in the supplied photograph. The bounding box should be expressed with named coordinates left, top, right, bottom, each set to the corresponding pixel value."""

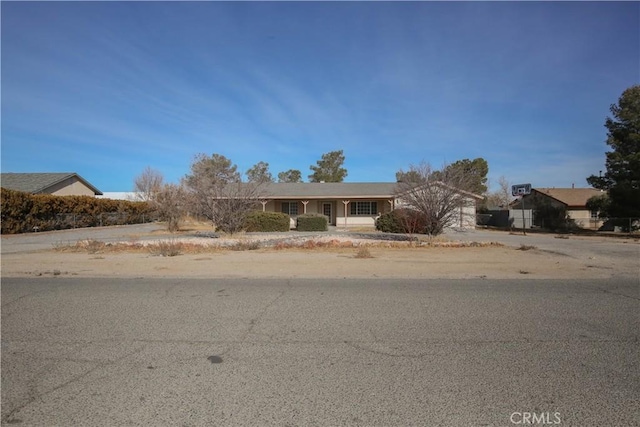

left=2, top=244, right=635, bottom=280
left=2, top=224, right=638, bottom=280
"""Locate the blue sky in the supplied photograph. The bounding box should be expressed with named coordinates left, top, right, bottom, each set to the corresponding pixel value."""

left=2, top=2, right=638, bottom=192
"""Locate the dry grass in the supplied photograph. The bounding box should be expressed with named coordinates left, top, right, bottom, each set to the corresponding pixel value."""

left=516, top=244, right=537, bottom=251
left=273, top=239, right=360, bottom=250
left=345, top=226, right=377, bottom=233
left=148, top=240, right=183, bottom=257
left=84, top=240, right=106, bottom=254
left=53, top=237, right=504, bottom=255
left=228, top=241, right=262, bottom=251
left=53, top=239, right=107, bottom=253
left=354, top=247, right=374, bottom=259
left=55, top=239, right=191, bottom=255
left=424, top=241, right=503, bottom=248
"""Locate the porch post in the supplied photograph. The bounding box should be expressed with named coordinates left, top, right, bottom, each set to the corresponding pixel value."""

left=388, top=199, right=394, bottom=212
left=260, top=200, right=268, bottom=212
left=301, top=200, right=309, bottom=214
left=342, top=200, right=350, bottom=228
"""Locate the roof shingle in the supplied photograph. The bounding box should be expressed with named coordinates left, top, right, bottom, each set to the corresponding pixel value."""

left=1, top=173, right=102, bottom=195
left=533, top=188, right=605, bottom=208
left=259, top=182, right=399, bottom=199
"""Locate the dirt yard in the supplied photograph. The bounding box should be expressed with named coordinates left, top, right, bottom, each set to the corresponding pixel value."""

left=2, top=228, right=637, bottom=280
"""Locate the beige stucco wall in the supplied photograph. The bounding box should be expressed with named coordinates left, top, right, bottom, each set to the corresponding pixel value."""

left=568, top=209, right=603, bottom=229
left=456, top=205, right=478, bottom=229
left=48, top=177, right=96, bottom=196
left=335, top=199, right=393, bottom=227
left=265, top=197, right=479, bottom=230
left=268, top=198, right=394, bottom=228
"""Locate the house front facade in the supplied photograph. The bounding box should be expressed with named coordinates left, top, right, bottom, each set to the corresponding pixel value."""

left=257, top=182, right=481, bottom=230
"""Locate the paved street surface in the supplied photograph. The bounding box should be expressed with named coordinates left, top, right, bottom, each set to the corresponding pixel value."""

left=2, top=277, right=638, bottom=426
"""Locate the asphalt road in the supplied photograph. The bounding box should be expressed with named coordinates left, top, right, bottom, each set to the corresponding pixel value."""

left=2, top=277, right=638, bottom=426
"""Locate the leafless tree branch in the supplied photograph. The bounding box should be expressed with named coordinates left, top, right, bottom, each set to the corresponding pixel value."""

left=395, top=162, right=480, bottom=236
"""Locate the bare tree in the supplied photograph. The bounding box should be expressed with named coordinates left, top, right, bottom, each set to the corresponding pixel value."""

left=209, top=182, right=265, bottom=233
left=133, top=167, right=164, bottom=202
left=395, top=169, right=426, bottom=184
left=153, top=183, right=186, bottom=232
left=395, top=208, right=427, bottom=245
left=485, top=176, right=513, bottom=209
left=183, top=153, right=264, bottom=233
left=395, top=162, right=481, bottom=236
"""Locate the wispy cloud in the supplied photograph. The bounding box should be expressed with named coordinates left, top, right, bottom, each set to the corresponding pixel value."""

left=2, top=1, right=637, bottom=191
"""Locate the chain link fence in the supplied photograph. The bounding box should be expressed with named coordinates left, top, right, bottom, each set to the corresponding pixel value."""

left=477, top=212, right=639, bottom=233
left=595, top=217, right=640, bottom=232
left=29, top=212, right=159, bottom=232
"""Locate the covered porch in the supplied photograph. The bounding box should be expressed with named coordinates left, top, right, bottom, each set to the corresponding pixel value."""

left=259, top=198, right=395, bottom=228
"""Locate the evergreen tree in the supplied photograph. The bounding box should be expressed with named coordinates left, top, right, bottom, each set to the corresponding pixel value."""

left=309, top=150, right=348, bottom=182
left=587, top=85, right=640, bottom=220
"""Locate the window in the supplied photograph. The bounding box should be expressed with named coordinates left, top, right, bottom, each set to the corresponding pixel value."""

left=350, top=201, right=378, bottom=216
left=281, top=202, right=298, bottom=216
left=590, top=210, right=599, bottom=220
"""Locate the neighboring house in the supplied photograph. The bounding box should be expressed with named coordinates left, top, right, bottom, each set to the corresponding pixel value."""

left=255, top=182, right=482, bottom=229
left=98, top=192, right=140, bottom=201
left=511, top=187, right=605, bottom=229
left=0, top=173, right=103, bottom=196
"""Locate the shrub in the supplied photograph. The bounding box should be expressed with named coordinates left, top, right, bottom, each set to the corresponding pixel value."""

left=354, top=246, right=373, bottom=258
left=375, top=209, right=427, bottom=234
left=533, top=204, right=578, bottom=231
left=244, top=211, right=290, bottom=232
left=148, top=240, right=183, bottom=257
left=375, top=211, right=403, bottom=233
left=296, top=213, right=328, bottom=231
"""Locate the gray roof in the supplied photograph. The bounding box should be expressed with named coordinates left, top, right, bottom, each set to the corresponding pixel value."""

left=259, top=182, right=400, bottom=199
left=252, top=181, right=484, bottom=200
left=0, top=173, right=103, bottom=195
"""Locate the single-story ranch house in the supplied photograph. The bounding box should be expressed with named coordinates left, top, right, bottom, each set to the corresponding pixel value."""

left=0, top=172, right=103, bottom=196
left=511, top=187, right=606, bottom=229
left=102, top=182, right=483, bottom=230
left=256, top=182, right=483, bottom=229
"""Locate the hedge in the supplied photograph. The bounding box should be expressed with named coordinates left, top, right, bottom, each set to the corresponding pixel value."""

left=244, top=211, right=291, bottom=232
left=375, top=208, right=428, bottom=234
left=296, top=213, right=328, bottom=231
left=1, top=188, right=155, bottom=234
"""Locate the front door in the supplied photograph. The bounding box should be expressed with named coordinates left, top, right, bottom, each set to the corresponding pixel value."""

left=323, top=202, right=333, bottom=225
